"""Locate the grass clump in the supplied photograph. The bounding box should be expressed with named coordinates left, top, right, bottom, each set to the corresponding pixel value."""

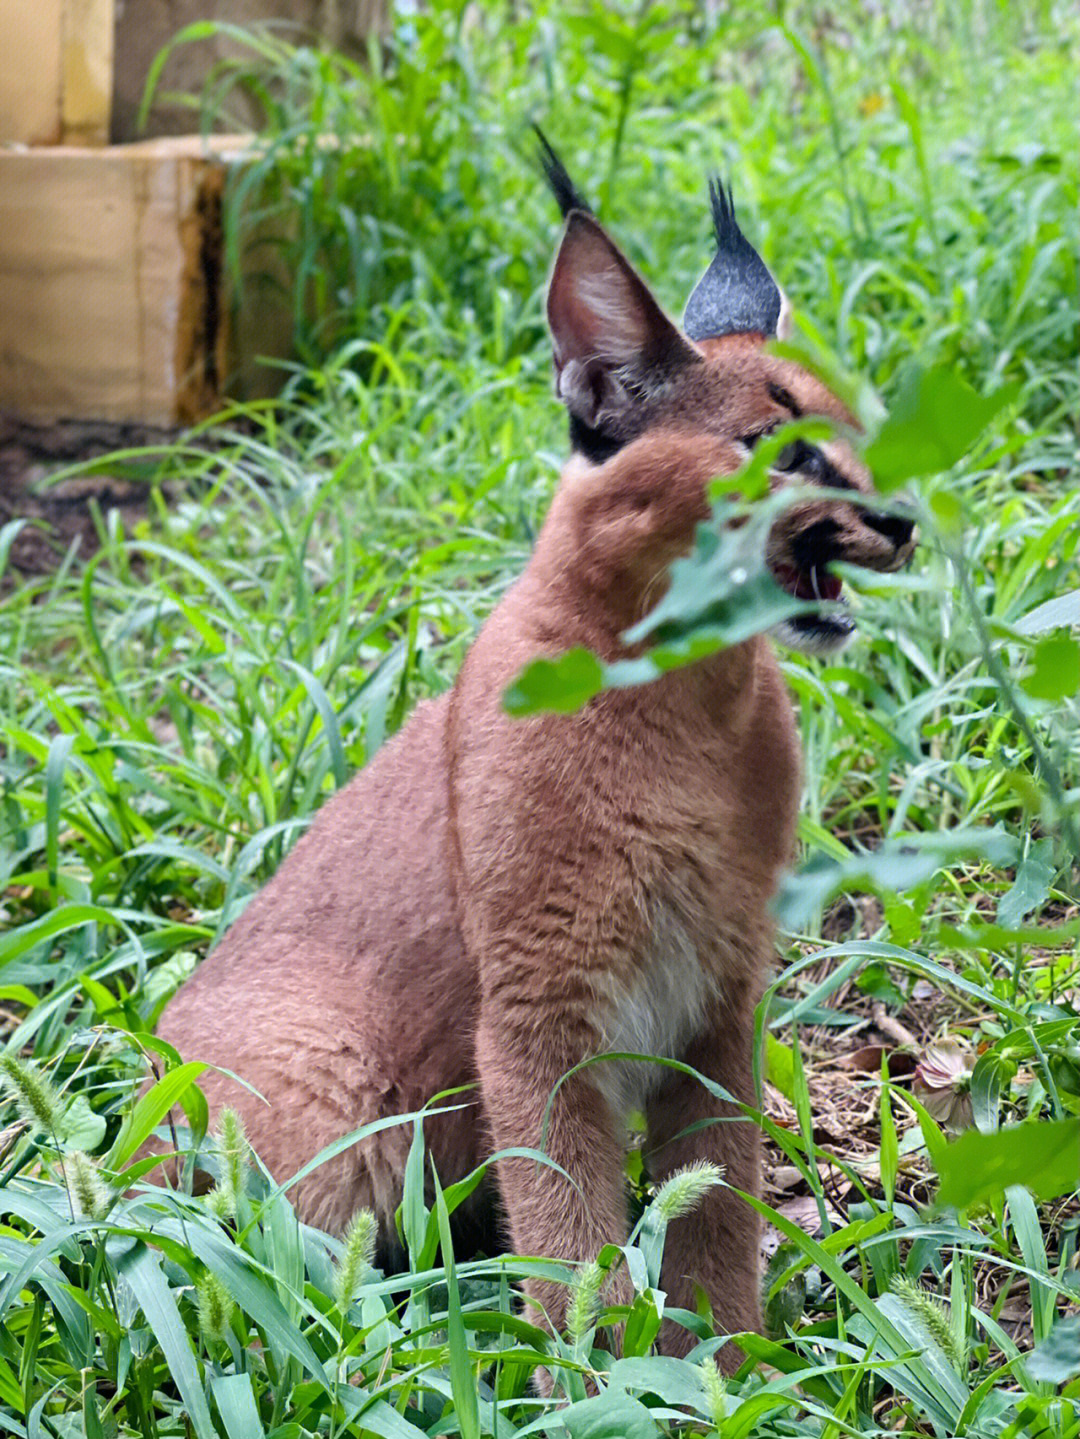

left=1, top=1, right=1078, bottom=1435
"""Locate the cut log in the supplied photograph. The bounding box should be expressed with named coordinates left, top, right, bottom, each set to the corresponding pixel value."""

left=0, top=0, right=115, bottom=146
left=0, top=136, right=293, bottom=427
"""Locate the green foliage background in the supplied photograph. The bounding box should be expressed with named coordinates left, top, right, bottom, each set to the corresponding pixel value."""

left=0, top=0, right=1078, bottom=1435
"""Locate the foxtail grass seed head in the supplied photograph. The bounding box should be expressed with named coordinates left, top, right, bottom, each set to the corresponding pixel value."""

left=699, top=1357, right=728, bottom=1431
left=214, top=1107, right=250, bottom=1217
left=195, top=1271, right=235, bottom=1345
left=334, top=1207, right=379, bottom=1309
left=205, top=1186, right=233, bottom=1220
left=566, top=1259, right=605, bottom=1345
left=63, top=1150, right=113, bottom=1220
left=654, top=1160, right=724, bottom=1222
left=890, top=1274, right=967, bottom=1367
left=0, top=1055, right=62, bottom=1135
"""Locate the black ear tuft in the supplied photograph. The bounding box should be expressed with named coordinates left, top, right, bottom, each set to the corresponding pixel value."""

left=683, top=177, right=784, bottom=341
left=708, top=177, right=742, bottom=251
left=534, top=125, right=593, bottom=219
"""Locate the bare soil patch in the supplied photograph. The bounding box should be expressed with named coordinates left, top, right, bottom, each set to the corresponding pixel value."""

left=0, top=416, right=175, bottom=577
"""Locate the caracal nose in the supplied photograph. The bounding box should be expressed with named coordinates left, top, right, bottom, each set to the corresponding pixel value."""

left=861, top=502, right=917, bottom=551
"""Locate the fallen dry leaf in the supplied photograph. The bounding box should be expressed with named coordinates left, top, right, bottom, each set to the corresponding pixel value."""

left=838, top=1045, right=918, bottom=1077
left=774, top=1192, right=844, bottom=1234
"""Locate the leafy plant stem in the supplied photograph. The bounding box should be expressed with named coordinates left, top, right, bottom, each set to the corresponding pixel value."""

left=949, top=539, right=1080, bottom=858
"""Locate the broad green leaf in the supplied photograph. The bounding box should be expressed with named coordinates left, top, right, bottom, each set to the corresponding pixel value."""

left=634, top=568, right=808, bottom=655
left=863, top=365, right=1020, bottom=489
left=502, top=433, right=859, bottom=718
left=332, top=1393, right=430, bottom=1439
left=79, top=970, right=130, bottom=1024
left=625, top=506, right=810, bottom=651
left=461, top=1308, right=551, bottom=1347
left=210, top=1372, right=266, bottom=1439
left=125, top=841, right=230, bottom=885
left=996, top=838, right=1055, bottom=929
left=400, top=1113, right=430, bottom=1263
left=58, top=1094, right=107, bottom=1153
left=943, top=916, right=1080, bottom=950
left=729, top=1392, right=822, bottom=1439
left=82, top=1378, right=104, bottom=1439
left=605, top=1356, right=709, bottom=1407
left=0, top=983, right=38, bottom=1009
left=0, top=1231, right=93, bottom=1350
left=503, top=647, right=604, bottom=717
left=1015, top=588, right=1080, bottom=635
left=515, top=1390, right=660, bottom=1439
left=262, top=1179, right=304, bottom=1328
left=0, top=1354, right=21, bottom=1411
left=765, top=1034, right=795, bottom=1101
left=937, top=1118, right=1080, bottom=1208
left=1027, top=1314, right=1080, bottom=1383
left=1022, top=633, right=1080, bottom=701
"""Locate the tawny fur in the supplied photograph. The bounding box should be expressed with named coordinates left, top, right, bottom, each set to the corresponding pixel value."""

left=154, top=211, right=915, bottom=1370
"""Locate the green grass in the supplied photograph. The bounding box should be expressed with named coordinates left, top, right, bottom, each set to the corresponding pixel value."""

left=2, top=0, right=1079, bottom=1434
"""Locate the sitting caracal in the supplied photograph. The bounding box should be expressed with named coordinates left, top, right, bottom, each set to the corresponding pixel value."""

left=156, top=141, right=915, bottom=1364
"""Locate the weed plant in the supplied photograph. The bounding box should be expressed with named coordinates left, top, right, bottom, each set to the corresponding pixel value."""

left=1, top=1, right=1078, bottom=1435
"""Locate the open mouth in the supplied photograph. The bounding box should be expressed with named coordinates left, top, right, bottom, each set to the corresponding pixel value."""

left=771, top=562, right=844, bottom=604
left=770, top=560, right=854, bottom=653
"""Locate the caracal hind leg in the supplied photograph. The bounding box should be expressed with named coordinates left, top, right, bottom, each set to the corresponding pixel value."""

left=154, top=953, right=481, bottom=1236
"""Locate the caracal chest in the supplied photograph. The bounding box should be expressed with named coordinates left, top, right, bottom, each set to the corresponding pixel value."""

left=578, top=704, right=784, bottom=1118
left=587, top=903, right=724, bottom=1118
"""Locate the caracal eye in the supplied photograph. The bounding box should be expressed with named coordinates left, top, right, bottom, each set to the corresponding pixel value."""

left=776, top=439, right=825, bottom=478
left=775, top=441, right=801, bottom=472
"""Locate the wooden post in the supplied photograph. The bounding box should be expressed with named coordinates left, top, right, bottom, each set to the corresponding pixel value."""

left=0, top=138, right=293, bottom=426
left=0, top=0, right=115, bottom=146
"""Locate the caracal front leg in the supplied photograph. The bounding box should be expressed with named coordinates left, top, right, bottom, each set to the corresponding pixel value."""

left=476, top=1006, right=631, bottom=1340
left=645, top=991, right=762, bottom=1372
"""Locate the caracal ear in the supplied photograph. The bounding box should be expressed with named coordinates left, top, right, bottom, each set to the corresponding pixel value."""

left=547, top=211, right=702, bottom=432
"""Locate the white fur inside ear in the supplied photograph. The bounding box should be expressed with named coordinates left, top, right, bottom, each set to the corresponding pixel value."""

left=556, top=358, right=595, bottom=422
left=557, top=356, right=632, bottom=427
left=575, top=266, right=648, bottom=363
left=776, top=290, right=794, bottom=341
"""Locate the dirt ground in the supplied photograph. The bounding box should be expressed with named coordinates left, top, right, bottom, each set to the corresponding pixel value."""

left=0, top=416, right=174, bottom=578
